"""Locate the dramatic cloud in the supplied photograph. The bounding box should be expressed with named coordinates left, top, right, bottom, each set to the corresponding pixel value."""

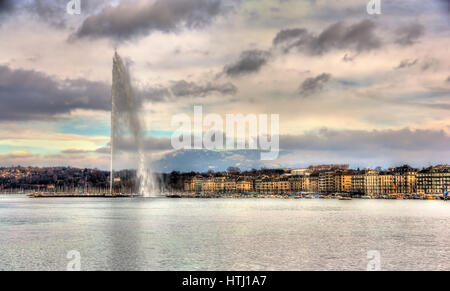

left=0, top=0, right=14, bottom=14
left=169, top=80, right=237, bottom=97
left=395, top=59, right=418, bottom=70
left=0, top=65, right=110, bottom=121
left=138, top=80, right=238, bottom=102
left=395, top=23, right=425, bottom=46
left=420, top=57, right=438, bottom=71
left=0, top=0, right=15, bottom=23
left=224, top=50, right=271, bottom=77
left=0, top=63, right=236, bottom=121
left=439, top=0, right=450, bottom=14
left=272, top=28, right=308, bottom=46
left=73, top=0, right=232, bottom=42
left=0, top=1, right=109, bottom=28
left=298, top=73, right=331, bottom=96
left=273, top=20, right=381, bottom=55
left=279, top=128, right=450, bottom=152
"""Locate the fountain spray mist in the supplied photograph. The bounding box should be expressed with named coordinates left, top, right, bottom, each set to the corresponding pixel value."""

left=111, top=52, right=157, bottom=197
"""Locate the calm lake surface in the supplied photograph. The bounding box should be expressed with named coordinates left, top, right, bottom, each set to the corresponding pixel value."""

left=0, top=195, right=448, bottom=271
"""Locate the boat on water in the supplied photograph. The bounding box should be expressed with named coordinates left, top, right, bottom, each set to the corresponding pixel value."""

left=339, top=196, right=352, bottom=200
left=166, top=194, right=182, bottom=198
left=304, top=193, right=319, bottom=199
left=361, top=196, right=372, bottom=199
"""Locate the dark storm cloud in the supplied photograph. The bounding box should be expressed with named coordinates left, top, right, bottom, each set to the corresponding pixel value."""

left=395, top=23, right=425, bottom=46
left=138, top=80, right=238, bottom=102
left=73, top=0, right=232, bottom=42
left=273, top=20, right=381, bottom=55
left=395, top=59, right=418, bottom=70
left=298, top=73, right=331, bottom=97
left=0, top=64, right=236, bottom=121
left=0, top=0, right=16, bottom=23
left=273, top=27, right=314, bottom=54
left=420, top=57, right=438, bottom=71
left=0, top=0, right=14, bottom=14
left=224, top=50, right=271, bottom=77
left=0, top=0, right=109, bottom=28
left=437, top=0, right=450, bottom=14
left=136, top=87, right=170, bottom=102
left=272, top=28, right=308, bottom=46
left=279, top=128, right=450, bottom=152
left=0, top=65, right=110, bottom=121
left=170, top=80, right=237, bottom=97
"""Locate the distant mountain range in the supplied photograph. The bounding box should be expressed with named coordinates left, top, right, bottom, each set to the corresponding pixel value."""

left=151, top=149, right=283, bottom=173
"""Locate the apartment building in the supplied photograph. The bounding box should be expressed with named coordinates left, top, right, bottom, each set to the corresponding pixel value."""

left=417, top=166, right=450, bottom=194
left=275, top=178, right=291, bottom=194
left=201, top=179, right=216, bottom=192
left=224, top=179, right=237, bottom=192
left=288, top=176, right=310, bottom=192
left=236, top=179, right=253, bottom=193
left=308, top=173, right=319, bottom=192
left=334, top=170, right=354, bottom=193
left=319, top=171, right=336, bottom=193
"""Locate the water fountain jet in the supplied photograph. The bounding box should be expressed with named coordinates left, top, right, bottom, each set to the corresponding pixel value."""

left=110, top=52, right=157, bottom=197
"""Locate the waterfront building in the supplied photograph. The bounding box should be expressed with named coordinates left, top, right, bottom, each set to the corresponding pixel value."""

left=334, top=170, right=354, bottom=193
left=308, top=173, right=319, bottom=192
left=201, top=179, right=216, bottom=192
left=254, top=178, right=262, bottom=193
left=391, top=165, right=417, bottom=194
left=194, top=178, right=204, bottom=192
left=319, top=171, right=335, bottom=193
left=364, top=170, right=380, bottom=195
left=275, top=177, right=291, bottom=194
left=255, top=177, right=275, bottom=193
left=378, top=173, right=395, bottom=195
left=417, top=166, right=450, bottom=194
left=224, top=179, right=237, bottom=192
left=184, top=176, right=203, bottom=192
left=361, top=166, right=418, bottom=196
left=215, top=177, right=226, bottom=192
left=288, top=176, right=309, bottom=192
left=351, top=170, right=370, bottom=194
left=236, top=179, right=253, bottom=193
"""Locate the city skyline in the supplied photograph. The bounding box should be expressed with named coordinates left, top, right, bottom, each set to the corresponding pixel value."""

left=0, top=0, right=449, bottom=171
left=1, top=163, right=448, bottom=198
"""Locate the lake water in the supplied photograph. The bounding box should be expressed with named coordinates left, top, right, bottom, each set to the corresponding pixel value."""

left=0, top=195, right=448, bottom=271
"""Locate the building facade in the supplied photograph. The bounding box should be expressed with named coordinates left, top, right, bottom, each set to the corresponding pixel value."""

left=417, top=166, right=450, bottom=194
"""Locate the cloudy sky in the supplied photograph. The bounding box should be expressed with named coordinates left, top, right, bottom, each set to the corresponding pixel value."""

left=0, top=0, right=449, bottom=172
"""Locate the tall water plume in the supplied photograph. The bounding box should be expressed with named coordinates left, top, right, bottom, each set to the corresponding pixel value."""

left=111, top=52, right=157, bottom=197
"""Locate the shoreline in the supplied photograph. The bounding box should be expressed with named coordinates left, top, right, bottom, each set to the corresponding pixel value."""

left=7, top=192, right=446, bottom=200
